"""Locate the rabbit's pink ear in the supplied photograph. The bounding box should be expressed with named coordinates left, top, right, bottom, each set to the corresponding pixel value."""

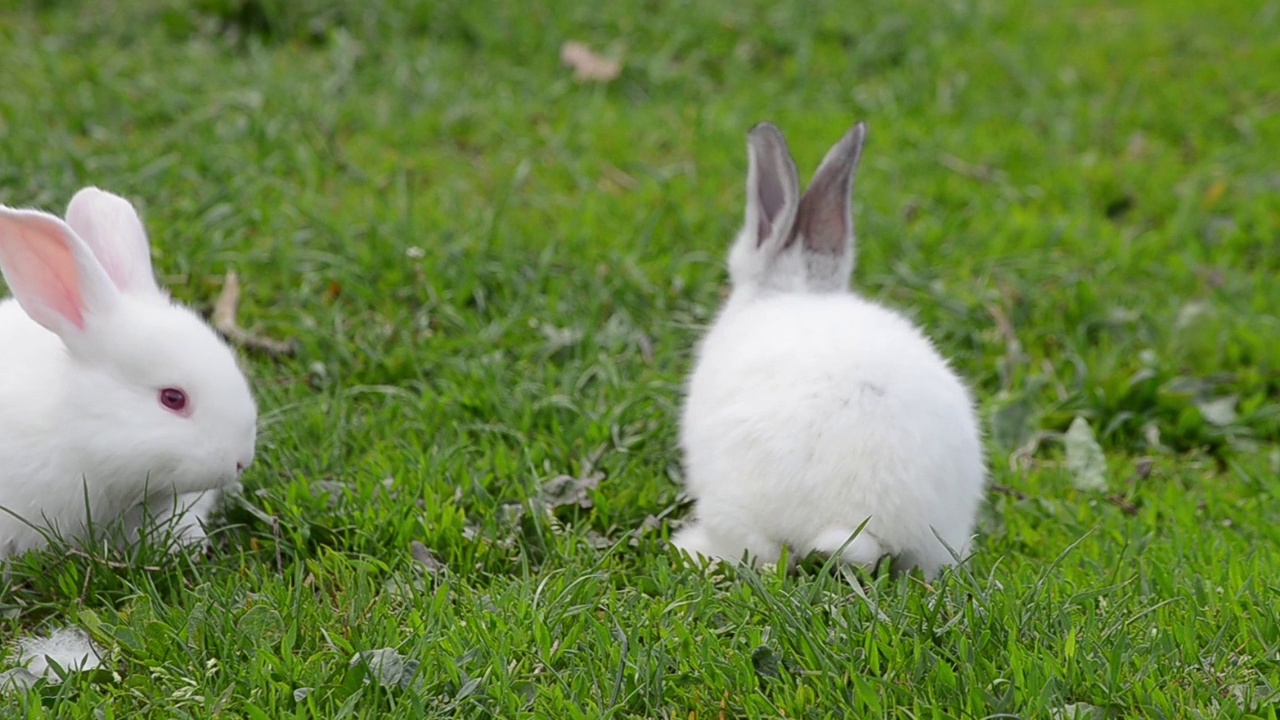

left=65, top=187, right=162, bottom=298
left=0, top=206, right=120, bottom=338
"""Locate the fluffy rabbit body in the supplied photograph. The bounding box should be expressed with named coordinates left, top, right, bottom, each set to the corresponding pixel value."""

left=673, top=123, right=986, bottom=577
left=0, top=188, right=256, bottom=560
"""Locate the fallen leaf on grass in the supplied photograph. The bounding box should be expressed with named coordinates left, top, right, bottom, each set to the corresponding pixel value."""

left=1105, top=494, right=1139, bottom=515
left=1064, top=416, right=1107, bottom=491
left=1203, top=179, right=1227, bottom=207
left=238, top=605, right=285, bottom=644
left=560, top=41, right=622, bottom=82
left=1049, top=702, right=1108, bottom=719
left=750, top=646, right=783, bottom=680
left=310, top=479, right=352, bottom=506
left=382, top=573, right=428, bottom=601
left=409, top=541, right=446, bottom=574
left=349, top=648, right=421, bottom=691
left=938, top=153, right=1007, bottom=183
left=212, top=270, right=298, bottom=358
left=1195, top=395, right=1238, bottom=427
left=1124, top=132, right=1149, bottom=160
left=540, top=470, right=604, bottom=510
left=1225, top=680, right=1280, bottom=710
left=539, top=445, right=608, bottom=511
left=584, top=529, right=614, bottom=550
left=1174, top=300, right=1211, bottom=330
left=629, top=512, right=664, bottom=547
left=989, top=483, right=1029, bottom=500
left=991, top=396, right=1036, bottom=451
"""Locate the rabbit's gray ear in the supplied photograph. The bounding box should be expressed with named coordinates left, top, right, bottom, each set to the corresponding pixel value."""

left=794, top=122, right=866, bottom=266
left=745, top=123, right=800, bottom=251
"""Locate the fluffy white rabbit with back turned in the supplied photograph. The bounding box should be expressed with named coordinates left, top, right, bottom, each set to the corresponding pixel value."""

left=0, top=187, right=257, bottom=562
left=673, top=122, right=986, bottom=578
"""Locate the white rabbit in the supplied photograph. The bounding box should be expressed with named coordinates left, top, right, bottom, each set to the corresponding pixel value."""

left=672, top=123, right=986, bottom=578
left=0, top=187, right=257, bottom=561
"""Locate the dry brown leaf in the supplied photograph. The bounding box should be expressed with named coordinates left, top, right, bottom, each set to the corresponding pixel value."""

left=938, top=153, right=1006, bottom=183
left=539, top=444, right=608, bottom=510
left=409, top=541, right=446, bottom=575
left=212, top=270, right=298, bottom=358
left=560, top=41, right=622, bottom=82
left=1203, top=179, right=1227, bottom=207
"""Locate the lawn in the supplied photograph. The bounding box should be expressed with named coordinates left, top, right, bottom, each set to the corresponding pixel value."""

left=1, top=0, right=1279, bottom=716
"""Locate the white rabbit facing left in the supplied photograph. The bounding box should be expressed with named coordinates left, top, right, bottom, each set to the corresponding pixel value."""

left=0, top=187, right=257, bottom=561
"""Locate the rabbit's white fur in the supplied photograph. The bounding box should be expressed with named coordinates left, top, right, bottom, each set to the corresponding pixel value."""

left=0, top=188, right=256, bottom=560
left=673, top=123, right=986, bottom=578
left=14, top=627, right=103, bottom=676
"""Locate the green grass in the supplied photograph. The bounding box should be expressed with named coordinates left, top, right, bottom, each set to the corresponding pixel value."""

left=2, top=0, right=1279, bottom=716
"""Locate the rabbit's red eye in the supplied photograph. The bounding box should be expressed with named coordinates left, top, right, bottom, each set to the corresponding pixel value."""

left=159, top=387, right=189, bottom=414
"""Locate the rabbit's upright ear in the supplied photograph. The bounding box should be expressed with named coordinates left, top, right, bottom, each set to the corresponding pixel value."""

left=0, top=206, right=121, bottom=339
left=794, top=122, right=866, bottom=289
left=745, top=123, right=801, bottom=254
left=65, top=187, right=162, bottom=298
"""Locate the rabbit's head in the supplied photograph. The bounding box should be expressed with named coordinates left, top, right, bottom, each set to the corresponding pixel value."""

left=0, top=188, right=256, bottom=497
left=727, top=122, right=867, bottom=300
